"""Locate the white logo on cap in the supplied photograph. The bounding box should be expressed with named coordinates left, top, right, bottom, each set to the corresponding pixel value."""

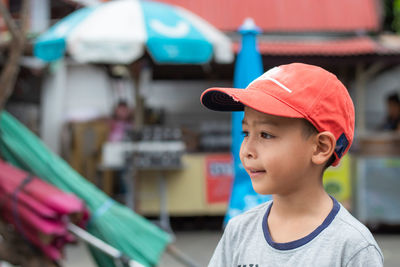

left=248, top=67, right=292, bottom=93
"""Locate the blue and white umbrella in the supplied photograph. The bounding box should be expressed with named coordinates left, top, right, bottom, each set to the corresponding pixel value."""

left=34, top=0, right=233, bottom=64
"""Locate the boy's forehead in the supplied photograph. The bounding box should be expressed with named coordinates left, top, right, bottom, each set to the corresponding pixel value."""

left=243, top=107, right=287, bottom=125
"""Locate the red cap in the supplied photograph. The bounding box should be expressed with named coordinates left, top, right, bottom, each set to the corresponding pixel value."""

left=200, top=63, right=354, bottom=166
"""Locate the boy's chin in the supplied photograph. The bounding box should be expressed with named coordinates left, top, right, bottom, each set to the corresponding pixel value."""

left=252, top=185, right=274, bottom=195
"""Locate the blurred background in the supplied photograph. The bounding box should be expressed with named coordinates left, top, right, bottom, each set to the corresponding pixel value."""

left=0, top=0, right=400, bottom=266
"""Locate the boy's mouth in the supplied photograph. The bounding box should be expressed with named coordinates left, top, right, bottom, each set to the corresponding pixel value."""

left=250, top=170, right=266, bottom=173
left=247, top=168, right=266, bottom=177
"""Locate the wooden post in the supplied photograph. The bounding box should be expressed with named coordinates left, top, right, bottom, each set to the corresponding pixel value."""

left=354, top=62, right=385, bottom=134
left=0, top=2, right=61, bottom=265
left=355, top=63, right=367, bottom=133
left=0, top=0, right=29, bottom=110
left=40, top=59, right=68, bottom=154
left=130, top=60, right=145, bottom=128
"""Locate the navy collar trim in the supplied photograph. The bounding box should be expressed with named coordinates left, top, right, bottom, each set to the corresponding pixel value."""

left=262, top=196, right=340, bottom=250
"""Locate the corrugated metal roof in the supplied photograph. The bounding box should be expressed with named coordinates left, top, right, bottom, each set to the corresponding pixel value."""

left=159, top=0, right=379, bottom=32
left=232, top=36, right=379, bottom=56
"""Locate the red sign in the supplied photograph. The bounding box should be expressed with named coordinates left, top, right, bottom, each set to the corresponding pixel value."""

left=205, top=154, right=233, bottom=204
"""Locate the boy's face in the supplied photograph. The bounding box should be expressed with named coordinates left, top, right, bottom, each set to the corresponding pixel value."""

left=240, top=107, right=316, bottom=195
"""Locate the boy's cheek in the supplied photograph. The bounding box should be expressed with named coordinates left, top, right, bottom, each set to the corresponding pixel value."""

left=238, top=142, right=246, bottom=159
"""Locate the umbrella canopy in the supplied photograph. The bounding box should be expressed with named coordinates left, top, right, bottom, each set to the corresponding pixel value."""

left=225, top=18, right=271, bottom=224
left=34, top=0, right=233, bottom=64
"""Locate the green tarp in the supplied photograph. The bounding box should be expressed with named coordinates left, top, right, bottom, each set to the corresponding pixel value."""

left=0, top=111, right=171, bottom=267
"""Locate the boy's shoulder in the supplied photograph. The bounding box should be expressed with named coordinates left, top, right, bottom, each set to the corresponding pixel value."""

left=333, top=204, right=380, bottom=245
left=325, top=203, right=383, bottom=262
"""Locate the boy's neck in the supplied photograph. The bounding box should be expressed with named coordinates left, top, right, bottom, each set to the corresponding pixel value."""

left=267, top=185, right=333, bottom=243
left=271, top=166, right=331, bottom=218
left=271, top=187, right=332, bottom=219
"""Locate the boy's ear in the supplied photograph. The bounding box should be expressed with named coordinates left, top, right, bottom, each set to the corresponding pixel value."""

left=312, top=131, right=336, bottom=165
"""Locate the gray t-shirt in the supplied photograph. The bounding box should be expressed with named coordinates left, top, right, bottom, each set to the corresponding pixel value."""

left=209, top=198, right=383, bottom=267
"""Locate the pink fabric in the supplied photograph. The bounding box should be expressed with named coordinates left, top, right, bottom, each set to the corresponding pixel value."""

left=0, top=160, right=89, bottom=260
left=108, top=120, right=131, bottom=142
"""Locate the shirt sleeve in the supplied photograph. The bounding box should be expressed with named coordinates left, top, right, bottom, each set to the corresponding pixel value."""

left=345, top=245, right=384, bottom=267
left=208, top=221, right=236, bottom=267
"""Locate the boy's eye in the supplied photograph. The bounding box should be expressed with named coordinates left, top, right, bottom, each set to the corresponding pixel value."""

left=261, top=132, right=274, bottom=139
left=241, top=131, right=249, bottom=137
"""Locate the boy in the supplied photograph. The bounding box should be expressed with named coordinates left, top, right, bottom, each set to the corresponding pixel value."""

left=200, top=63, right=383, bottom=266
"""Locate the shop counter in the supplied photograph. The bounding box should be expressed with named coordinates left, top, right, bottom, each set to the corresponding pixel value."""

left=136, top=153, right=232, bottom=217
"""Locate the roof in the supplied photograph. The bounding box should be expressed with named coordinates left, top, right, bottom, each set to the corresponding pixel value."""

left=232, top=36, right=378, bottom=56
left=158, top=0, right=380, bottom=32
left=231, top=35, right=400, bottom=57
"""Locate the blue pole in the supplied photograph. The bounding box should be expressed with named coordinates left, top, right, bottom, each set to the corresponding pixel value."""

left=225, top=18, right=271, bottom=224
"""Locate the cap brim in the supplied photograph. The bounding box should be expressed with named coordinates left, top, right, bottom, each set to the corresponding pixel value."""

left=200, top=87, right=305, bottom=118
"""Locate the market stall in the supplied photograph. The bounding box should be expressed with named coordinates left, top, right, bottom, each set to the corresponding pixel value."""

left=34, top=0, right=233, bottom=154
left=353, top=133, right=400, bottom=225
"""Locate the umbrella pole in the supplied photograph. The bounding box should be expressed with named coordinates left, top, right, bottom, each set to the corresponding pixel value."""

left=67, top=223, right=144, bottom=267
left=68, top=223, right=199, bottom=267
left=130, top=61, right=145, bottom=129
left=165, top=244, right=200, bottom=267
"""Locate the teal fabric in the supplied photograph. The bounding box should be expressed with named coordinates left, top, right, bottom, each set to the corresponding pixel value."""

left=33, top=0, right=214, bottom=64
left=34, top=7, right=95, bottom=62
left=141, top=0, right=212, bottom=64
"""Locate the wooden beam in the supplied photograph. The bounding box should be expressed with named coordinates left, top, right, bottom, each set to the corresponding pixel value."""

left=130, top=60, right=146, bottom=128
left=354, top=62, right=386, bottom=133
left=0, top=0, right=29, bottom=111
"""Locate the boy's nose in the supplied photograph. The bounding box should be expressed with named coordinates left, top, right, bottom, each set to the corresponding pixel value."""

left=240, top=139, right=257, bottom=159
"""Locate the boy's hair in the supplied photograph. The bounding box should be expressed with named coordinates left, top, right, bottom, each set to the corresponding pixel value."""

left=301, top=119, right=336, bottom=170
left=301, top=119, right=318, bottom=139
